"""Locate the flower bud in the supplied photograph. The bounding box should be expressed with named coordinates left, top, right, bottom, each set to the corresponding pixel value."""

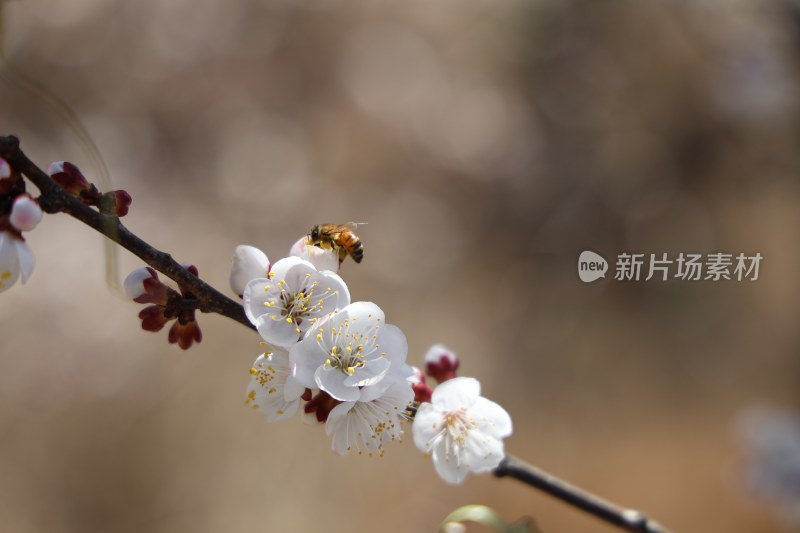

left=229, top=245, right=269, bottom=297
left=289, top=235, right=339, bottom=273
left=9, top=194, right=43, bottom=232
left=124, top=267, right=155, bottom=300
left=424, top=343, right=460, bottom=383
left=181, top=263, right=199, bottom=277
left=168, top=318, right=202, bottom=350
left=410, top=366, right=433, bottom=403
left=138, top=305, right=170, bottom=332
left=48, top=161, right=91, bottom=196
left=98, top=190, right=132, bottom=217
left=124, top=267, right=168, bottom=304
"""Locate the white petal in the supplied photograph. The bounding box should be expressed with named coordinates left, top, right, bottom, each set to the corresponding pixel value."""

left=315, top=365, right=361, bottom=402
left=431, top=439, right=470, bottom=484
left=461, top=429, right=505, bottom=473
left=377, top=323, right=408, bottom=367
left=14, top=240, right=34, bottom=284
left=289, top=333, right=329, bottom=389
left=411, top=403, right=442, bottom=452
left=0, top=233, right=20, bottom=292
left=325, top=402, right=361, bottom=455
left=282, top=259, right=318, bottom=289
left=254, top=313, right=303, bottom=349
left=312, top=269, right=351, bottom=310
left=242, top=278, right=271, bottom=324
left=471, top=397, right=513, bottom=439
left=123, top=267, right=154, bottom=300
left=341, top=301, right=384, bottom=322
left=270, top=255, right=310, bottom=278
left=284, top=374, right=305, bottom=401
left=229, top=245, right=269, bottom=296
left=357, top=370, right=400, bottom=402
left=432, top=377, right=480, bottom=412
left=344, top=356, right=390, bottom=389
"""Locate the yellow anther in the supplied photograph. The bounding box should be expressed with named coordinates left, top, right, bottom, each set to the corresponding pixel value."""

left=286, top=317, right=293, bottom=323
left=346, top=366, right=355, bottom=376
left=249, top=367, right=258, bottom=375
left=268, top=271, right=276, bottom=277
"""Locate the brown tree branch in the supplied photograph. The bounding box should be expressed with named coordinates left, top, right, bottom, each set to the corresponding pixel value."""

left=494, top=455, right=672, bottom=533
left=1, top=135, right=672, bottom=532
left=0, top=135, right=254, bottom=331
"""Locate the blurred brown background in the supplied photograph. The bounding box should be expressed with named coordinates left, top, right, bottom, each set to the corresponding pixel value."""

left=1, top=0, right=799, bottom=531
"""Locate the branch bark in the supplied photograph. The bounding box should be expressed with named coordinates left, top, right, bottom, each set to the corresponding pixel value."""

left=0, top=135, right=254, bottom=331
left=494, top=455, right=671, bottom=533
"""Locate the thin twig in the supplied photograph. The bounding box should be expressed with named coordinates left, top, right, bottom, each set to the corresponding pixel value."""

left=494, top=455, right=671, bottom=533
left=2, top=135, right=673, bottom=531
left=0, top=135, right=255, bottom=331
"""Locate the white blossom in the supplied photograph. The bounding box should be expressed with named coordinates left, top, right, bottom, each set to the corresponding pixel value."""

left=290, top=301, right=409, bottom=402
left=412, top=377, right=512, bottom=484
left=245, top=347, right=305, bottom=422
left=244, top=256, right=350, bottom=349
left=230, top=245, right=269, bottom=297
left=325, top=375, right=414, bottom=456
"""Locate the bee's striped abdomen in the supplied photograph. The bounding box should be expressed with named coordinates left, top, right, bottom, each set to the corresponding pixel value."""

left=340, top=231, right=364, bottom=263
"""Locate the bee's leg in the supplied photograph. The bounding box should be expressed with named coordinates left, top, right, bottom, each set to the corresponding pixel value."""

left=338, top=247, right=347, bottom=264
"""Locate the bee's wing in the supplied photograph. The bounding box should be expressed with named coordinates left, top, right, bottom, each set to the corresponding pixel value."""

left=336, top=222, right=366, bottom=231
left=344, top=222, right=367, bottom=230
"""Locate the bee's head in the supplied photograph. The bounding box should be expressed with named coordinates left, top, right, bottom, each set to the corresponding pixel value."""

left=310, top=225, right=320, bottom=241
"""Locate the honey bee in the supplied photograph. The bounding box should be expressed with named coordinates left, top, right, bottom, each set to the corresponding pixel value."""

left=308, top=223, right=365, bottom=265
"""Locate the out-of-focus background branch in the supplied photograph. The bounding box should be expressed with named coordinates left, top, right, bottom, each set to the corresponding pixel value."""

left=1, top=1, right=798, bottom=532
